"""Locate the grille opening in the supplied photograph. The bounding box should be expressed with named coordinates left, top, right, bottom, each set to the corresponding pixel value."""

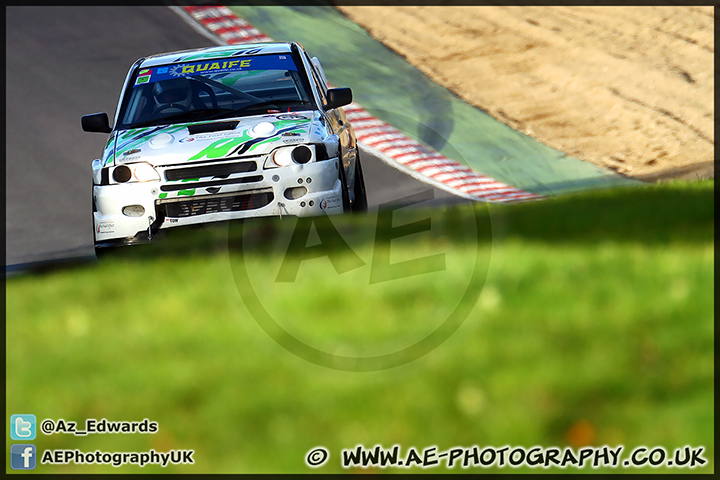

left=164, top=161, right=257, bottom=181
left=161, top=191, right=273, bottom=218
left=160, top=175, right=263, bottom=192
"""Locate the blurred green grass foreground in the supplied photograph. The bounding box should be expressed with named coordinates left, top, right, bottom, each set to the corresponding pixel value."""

left=6, top=180, right=713, bottom=473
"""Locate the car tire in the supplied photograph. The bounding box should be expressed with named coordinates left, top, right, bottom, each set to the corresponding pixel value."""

left=339, top=159, right=351, bottom=213
left=351, top=153, right=368, bottom=213
left=92, top=188, right=103, bottom=258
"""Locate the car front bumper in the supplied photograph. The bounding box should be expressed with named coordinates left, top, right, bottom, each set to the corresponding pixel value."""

left=93, top=158, right=344, bottom=245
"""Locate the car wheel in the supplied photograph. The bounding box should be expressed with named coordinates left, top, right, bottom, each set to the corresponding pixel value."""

left=351, top=153, right=368, bottom=213
left=92, top=188, right=102, bottom=258
left=339, top=160, right=351, bottom=213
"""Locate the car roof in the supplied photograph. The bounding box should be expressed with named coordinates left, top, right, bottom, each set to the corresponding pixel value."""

left=139, top=43, right=295, bottom=68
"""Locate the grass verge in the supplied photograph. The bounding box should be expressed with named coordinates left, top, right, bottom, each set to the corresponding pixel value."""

left=6, top=180, right=713, bottom=473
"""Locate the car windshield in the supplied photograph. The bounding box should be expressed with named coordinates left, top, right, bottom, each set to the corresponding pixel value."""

left=116, top=53, right=314, bottom=129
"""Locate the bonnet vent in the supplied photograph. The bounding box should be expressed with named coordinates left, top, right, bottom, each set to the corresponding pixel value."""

left=187, top=121, right=240, bottom=135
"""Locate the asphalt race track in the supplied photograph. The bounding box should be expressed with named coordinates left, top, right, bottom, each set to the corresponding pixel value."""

left=5, top=6, right=460, bottom=268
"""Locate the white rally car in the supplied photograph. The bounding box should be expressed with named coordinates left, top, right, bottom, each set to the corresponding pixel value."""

left=82, top=42, right=366, bottom=252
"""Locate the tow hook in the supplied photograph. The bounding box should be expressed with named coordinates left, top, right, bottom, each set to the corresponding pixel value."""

left=148, top=216, right=155, bottom=243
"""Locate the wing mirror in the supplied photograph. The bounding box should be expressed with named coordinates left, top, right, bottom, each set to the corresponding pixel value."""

left=81, top=112, right=112, bottom=133
left=324, top=88, right=352, bottom=110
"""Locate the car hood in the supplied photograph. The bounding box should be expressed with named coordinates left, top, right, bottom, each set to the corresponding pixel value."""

left=103, top=111, right=327, bottom=167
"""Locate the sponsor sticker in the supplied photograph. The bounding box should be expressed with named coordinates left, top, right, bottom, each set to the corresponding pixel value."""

left=277, top=114, right=308, bottom=121
left=123, top=149, right=141, bottom=156
left=319, top=196, right=341, bottom=211
left=96, top=222, right=115, bottom=235
left=177, top=59, right=251, bottom=76
left=135, top=69, right=152, bottom=85
left=144, top=55, right=297, bottom=86
left=184, top=130, right=244, bottom=142
left=178, top=47, right=264, bottom=62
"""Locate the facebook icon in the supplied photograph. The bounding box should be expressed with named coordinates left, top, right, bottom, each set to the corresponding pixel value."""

left=11, top=444, right=37, bottom=470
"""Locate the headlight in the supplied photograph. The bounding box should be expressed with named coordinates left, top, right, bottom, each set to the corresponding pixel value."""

left=291, top=145, right=312, bottom=164
left=272, top=147, right=295, bottom=167
left=265, top=145, right=317, bottom=169
left=110, top=162, right=160, bottom=184
left=130, top=162, right=161, bottom=182
left=113, top=165, right=132, bottom=183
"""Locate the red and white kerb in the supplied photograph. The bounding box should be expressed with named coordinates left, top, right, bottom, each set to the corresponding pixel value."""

left=182, top=5, right=542, bottom=203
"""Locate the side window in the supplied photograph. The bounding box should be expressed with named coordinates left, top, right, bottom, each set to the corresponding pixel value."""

left=310, top=64, right=327, bottom=94
left=303, top=52, right=327, bottom=105
left=312, top=71, right=326, bottom=105
left=122, top=84, right=152, bottom=125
